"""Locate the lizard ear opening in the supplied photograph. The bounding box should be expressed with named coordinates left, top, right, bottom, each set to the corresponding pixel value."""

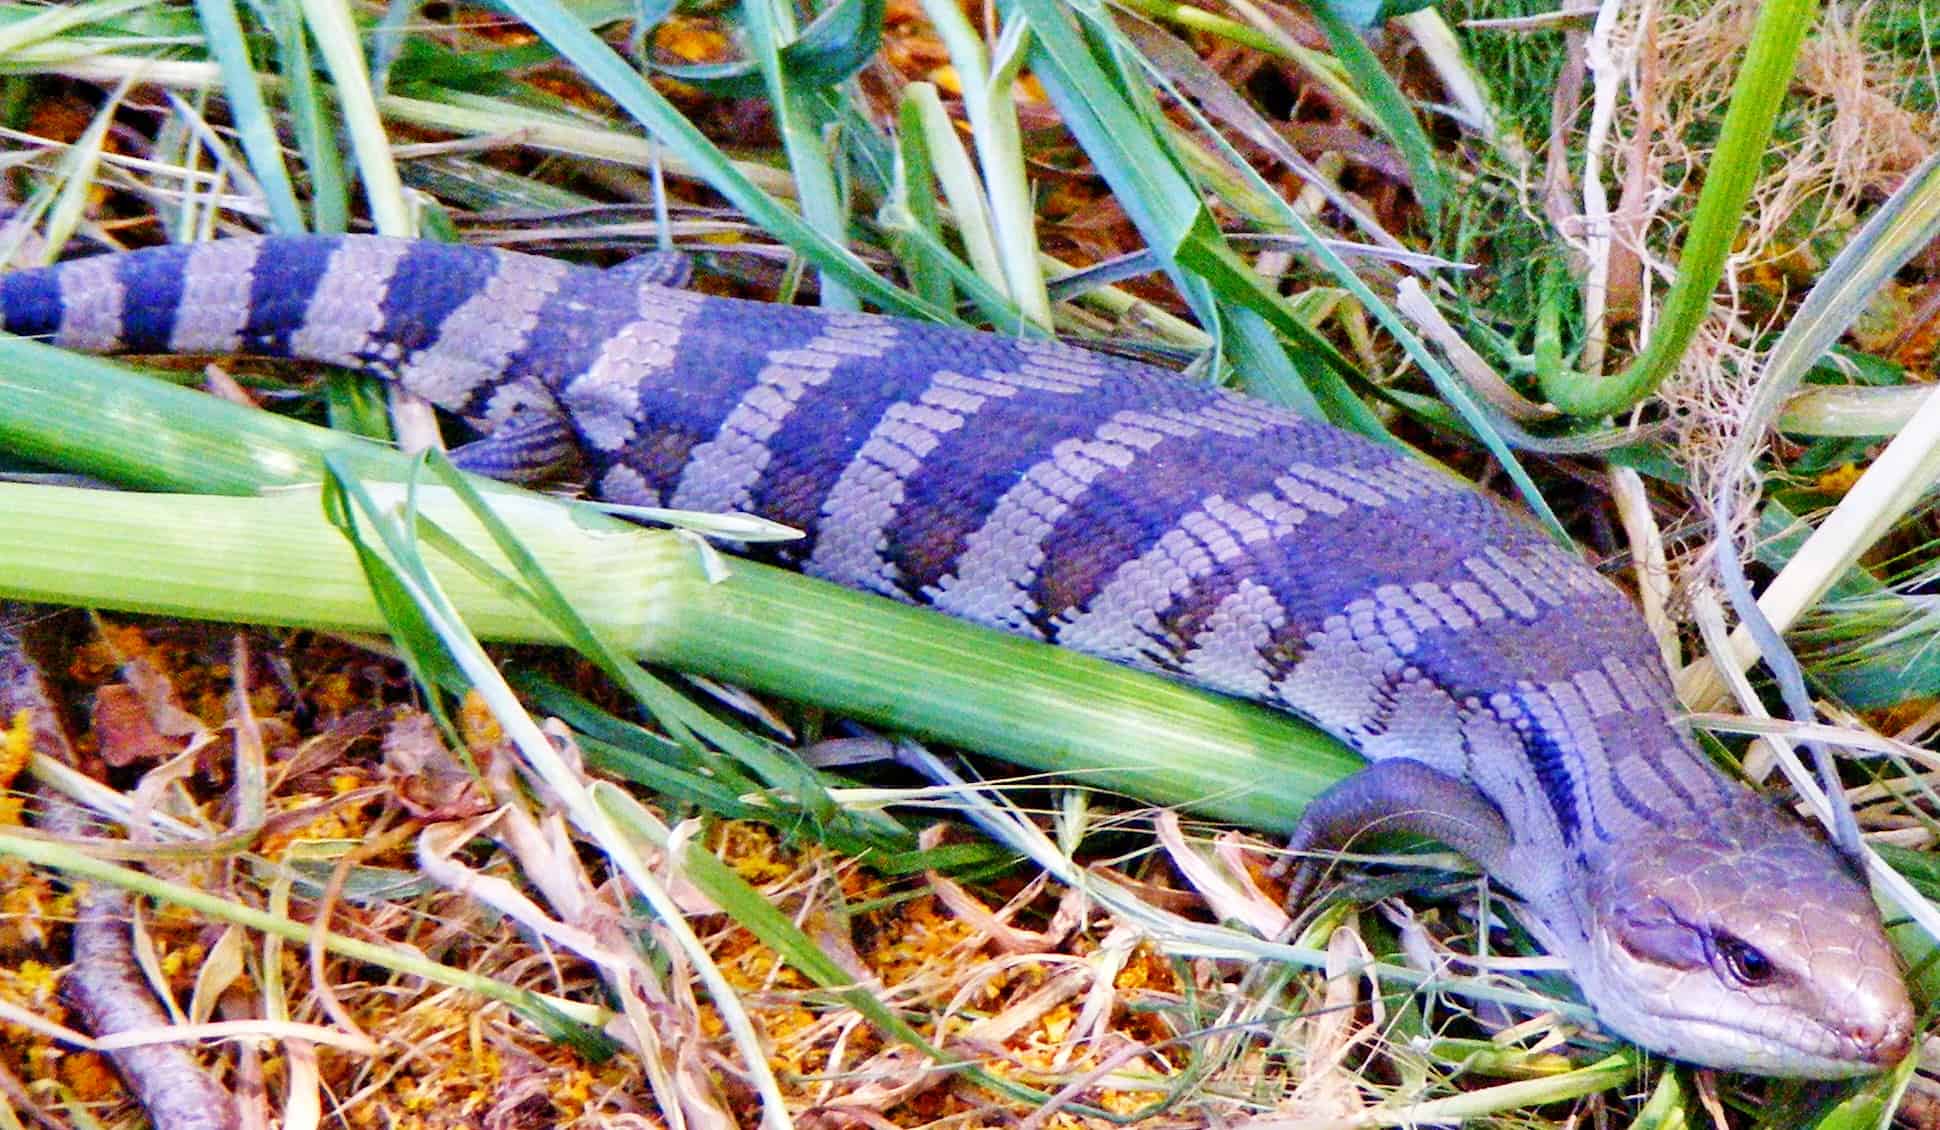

left=1612, top=903, right=1709, bottom=971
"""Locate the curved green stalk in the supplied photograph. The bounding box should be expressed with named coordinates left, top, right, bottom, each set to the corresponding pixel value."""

left=1539, top=0, right=1820, bottom=417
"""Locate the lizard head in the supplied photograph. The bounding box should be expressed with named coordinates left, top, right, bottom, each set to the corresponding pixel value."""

left=1573, top=796, right=1913, bottom=1077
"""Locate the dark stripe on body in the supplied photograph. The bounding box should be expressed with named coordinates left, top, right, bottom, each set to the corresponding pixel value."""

left=870, top=341, right=1199, bottom=597
left=113, top=243, right=195, bottom=351
left=1603, top=750, right=1669, bottom=832
left=764, top=319, right=1073, bottom=577
left=1143, top=483, right=1530, bottom=689
left=499, top=264, right=649, bottom=396
left=375, top=241, right=504, bottom=361
left=1514, top=699, right=1583, bottom=844
left=1594, top=705, right=1730, bottom=832
left=1031, top=436, right=1269, bottom=642
left=1033, top=420, right=1408, bottom=644
left=730, top=319, right=1104, bottom=588
left=241, top=236, right=339, bottom=355
left=583, top=296, right=833, bottom=513
left=0, top=261, right=63, bottom=340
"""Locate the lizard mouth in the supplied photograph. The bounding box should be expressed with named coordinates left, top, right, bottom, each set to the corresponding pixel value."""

left=1624, top=1006, right=1911, bottom=1079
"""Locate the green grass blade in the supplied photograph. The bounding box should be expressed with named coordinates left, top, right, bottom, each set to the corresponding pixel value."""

left=1301, top=0, right=1445, bottom=220
left=316, top=466, right=800, bottom=1130
left=270, top=0, right=349, bottom=232
left=592, top=787, right=946, bottom=1050
left=1802, top=1047, right=1918, bottom=1130
left=320, top=457, right=469, bottom=743
left=36, top=78, right=129, bottom=259
left=193, top=0, right=304, bottom=233
left=886, top=85, right=958, bottom=310
left=921, top=0, right=1050, bottom=326
left=0, top=477, right=1361, bottom=833
left=740, top=0, right=857, bottom=309
left=302, top=0, right=411, bottom=234
left=491, top=0, right=944, bottom=319
left=647, top=0, right=884, bottom=95
left=0, top=0, right=157, bottom=53
left=412, top=450, right=881, bottom=836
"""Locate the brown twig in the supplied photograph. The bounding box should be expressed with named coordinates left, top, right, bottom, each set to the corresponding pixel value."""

left=0, top=609, right=242, bottom=1130
left=1541, top=29, right=1590, bottom=247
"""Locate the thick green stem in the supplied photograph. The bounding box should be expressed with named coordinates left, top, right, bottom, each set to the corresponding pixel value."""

left=0, top=338, right=1360, bottom=832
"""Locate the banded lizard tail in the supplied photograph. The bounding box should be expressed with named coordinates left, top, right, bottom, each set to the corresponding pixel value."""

left=0, top=235, right=1913, bottom=1076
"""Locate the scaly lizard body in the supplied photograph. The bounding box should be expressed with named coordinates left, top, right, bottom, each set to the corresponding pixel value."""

left=0, top=235, right=1912, bottom=1076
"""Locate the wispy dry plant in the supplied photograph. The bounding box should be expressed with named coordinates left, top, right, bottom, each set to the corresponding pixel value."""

left=1795, top=5, right=1933, bottom=193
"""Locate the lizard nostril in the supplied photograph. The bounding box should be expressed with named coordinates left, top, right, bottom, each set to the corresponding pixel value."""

left=1849, top=1017, right=1913, bottom=1065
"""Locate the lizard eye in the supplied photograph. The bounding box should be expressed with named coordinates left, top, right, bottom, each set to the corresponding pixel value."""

left=1712, top=933, right=1775, bottom=986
